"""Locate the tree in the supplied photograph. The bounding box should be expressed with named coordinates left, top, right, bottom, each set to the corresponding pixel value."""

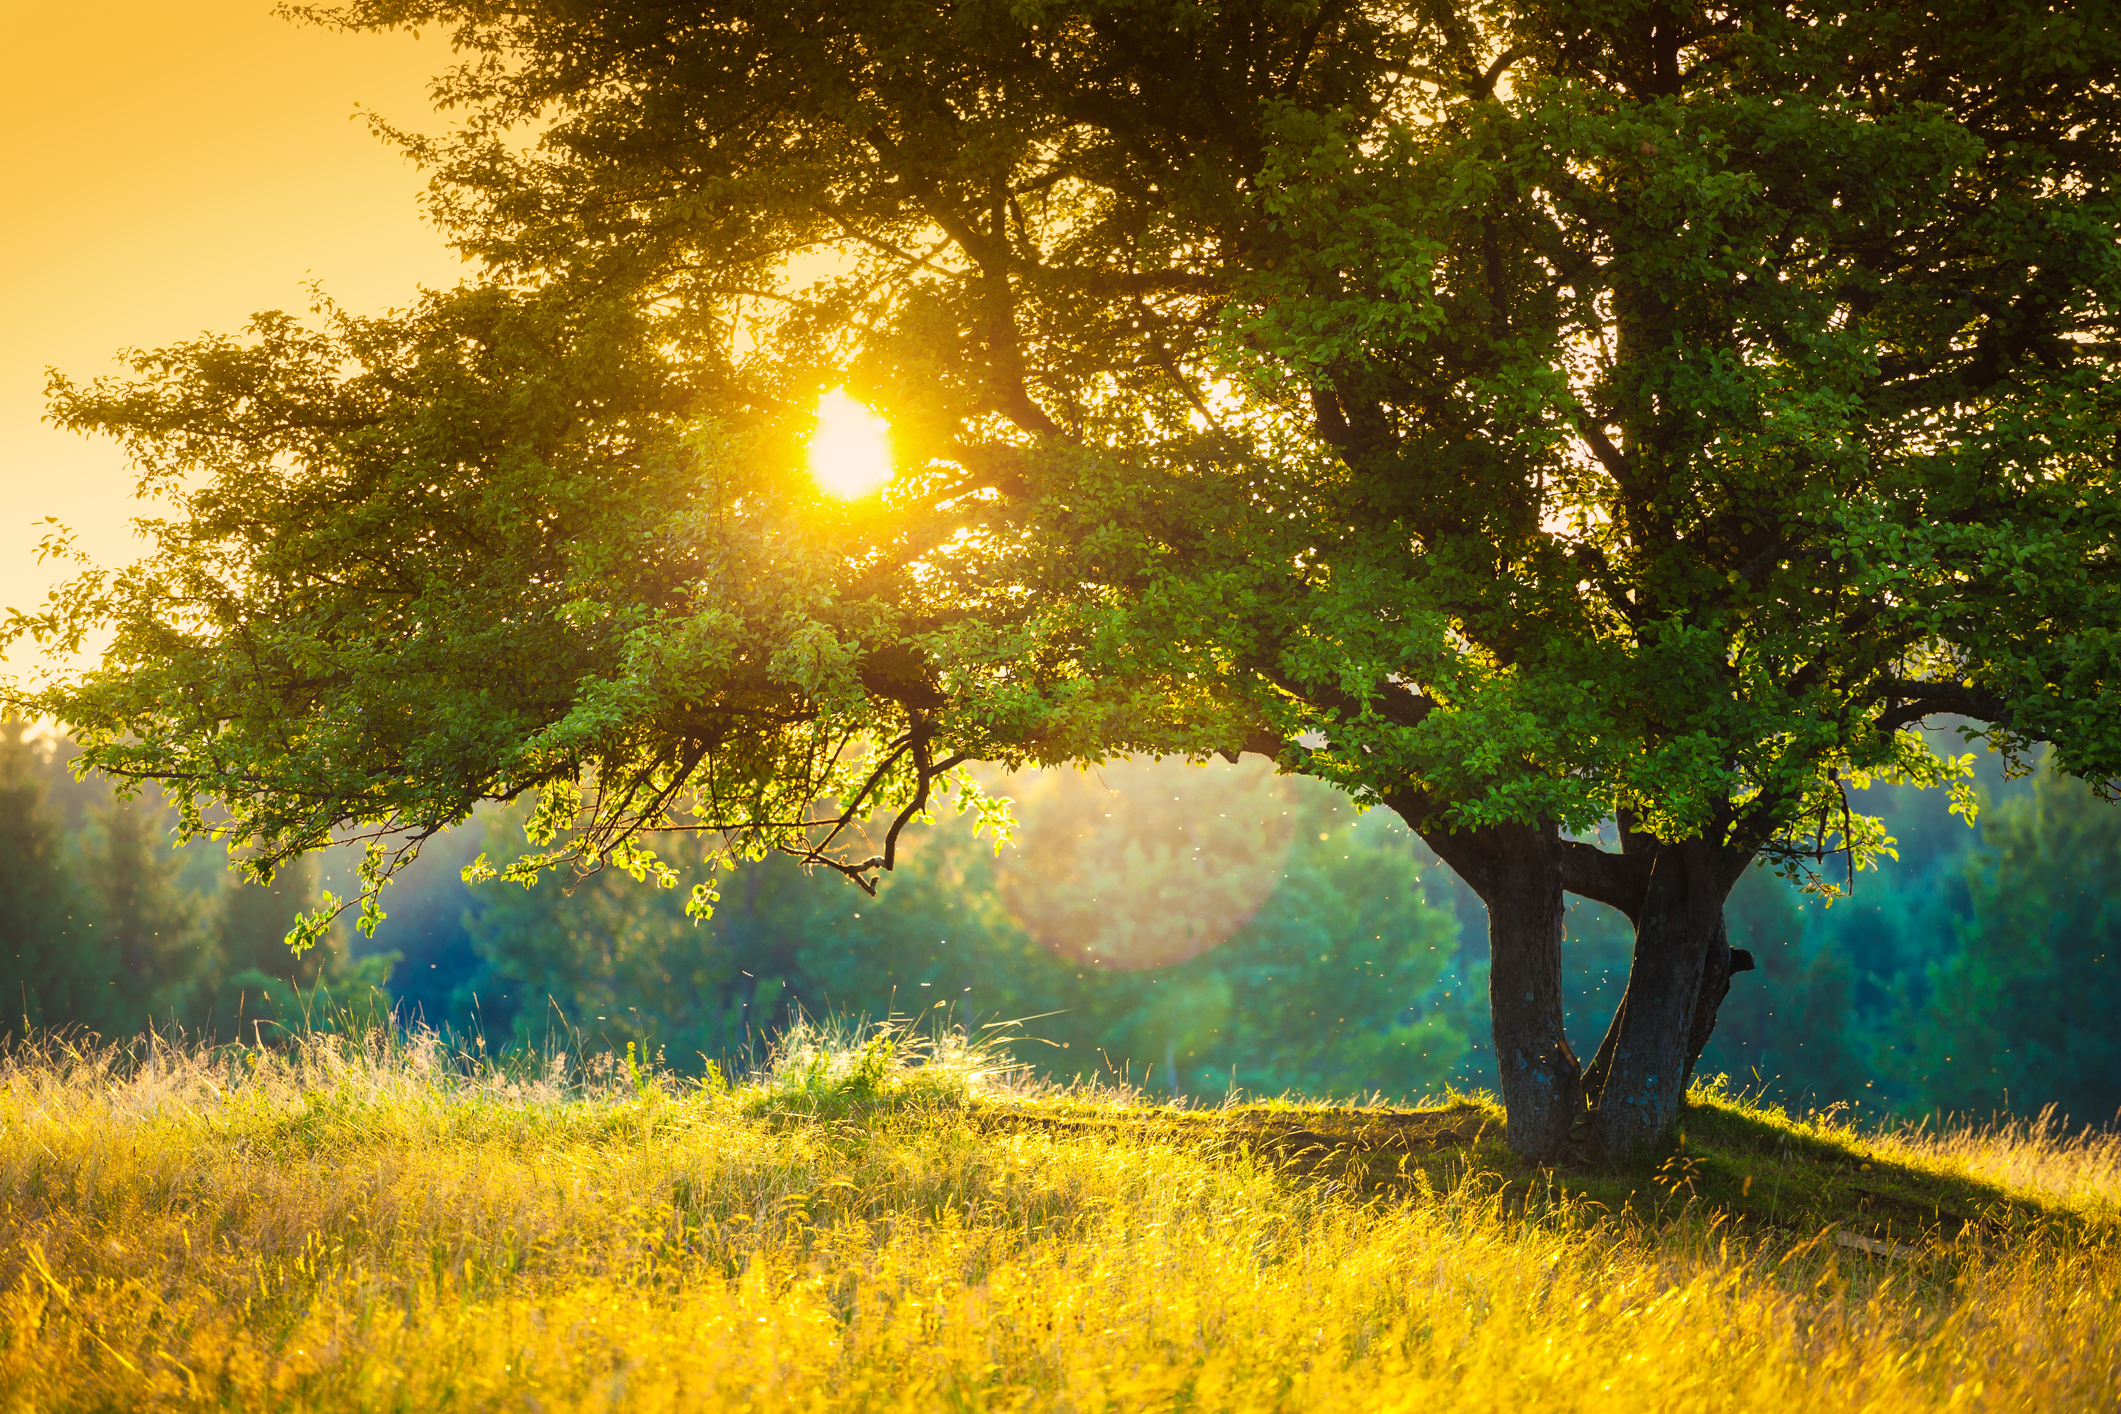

left=0, top=719, right=111, bottom=1039
left=1691, top=866, right=1864, bottom=1111
left=1232, top=0, right=2121, bottom=1155
left=466, top=756, right=1469, bottom=1095
left=1894, top=761, right=2121, bottom=1127
left=78, top=789, right=203, bottom=1032
left=10, top=0, right=2119, bottom=1158
left=467, top=809, right=821, bottom=1064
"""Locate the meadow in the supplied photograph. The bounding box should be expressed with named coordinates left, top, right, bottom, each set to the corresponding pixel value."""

left=1, top=1021, right=2116, bottom=1412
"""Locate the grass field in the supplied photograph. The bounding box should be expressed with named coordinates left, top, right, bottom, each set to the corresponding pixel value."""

left=2, top=1020, right=2116, bottom=1411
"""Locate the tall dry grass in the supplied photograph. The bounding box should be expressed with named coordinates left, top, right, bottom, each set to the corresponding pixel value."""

left=0, top=1026, right=2115, bottom=1411
left=1870, top=1106, right=2121, bottom=1218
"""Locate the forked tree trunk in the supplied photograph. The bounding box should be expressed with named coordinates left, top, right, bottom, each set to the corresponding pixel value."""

left=1408, top=814, right=1583, bottom=1161
left=1388, top=791, right=1756, bottom=1164
left=1577, top=840, right=1750, bottom=1161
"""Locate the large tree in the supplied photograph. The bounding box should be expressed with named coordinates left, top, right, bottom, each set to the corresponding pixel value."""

left=1115, top=0, right=2121, bottom=1154
left=10, top=0, right=2119, bottom=1158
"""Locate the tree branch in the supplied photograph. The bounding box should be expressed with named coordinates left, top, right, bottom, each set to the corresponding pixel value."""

left=1873, top=678, right=2021, bottom=735
left=1558, top=839, right=1652, bottom=917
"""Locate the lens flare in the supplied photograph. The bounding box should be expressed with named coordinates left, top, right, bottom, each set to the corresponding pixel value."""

left=808, top=389, right=893, bottom=497
left=992, top=756, right=1298, bottom=971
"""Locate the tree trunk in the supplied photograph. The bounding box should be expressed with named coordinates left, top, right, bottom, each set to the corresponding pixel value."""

left=1382, top=789, right=1758, bottom=1164
left=1684, top=914, right=1736, bottom=1087
left=1578, top=840, right=1748, bottom=1161
left=1398, top=808, right=1581, bottom=1161
left=1585, top=912, right=1741, bottom=1097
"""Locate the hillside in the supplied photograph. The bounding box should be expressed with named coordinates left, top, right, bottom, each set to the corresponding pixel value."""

left=2, top=1024, right=2116, bottom=1411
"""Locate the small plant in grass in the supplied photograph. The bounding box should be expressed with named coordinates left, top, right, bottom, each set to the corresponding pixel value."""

left=739, top=1012, right=1024, bottom=1119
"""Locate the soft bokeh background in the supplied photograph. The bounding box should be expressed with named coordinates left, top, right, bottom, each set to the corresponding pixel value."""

left=0, top=0, right=454, bottom=681
left=10, top=705, right=2120, bottom=1126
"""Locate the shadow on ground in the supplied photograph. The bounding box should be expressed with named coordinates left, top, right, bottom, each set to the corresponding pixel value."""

left=971, top=1091, right=2110, bottom=1254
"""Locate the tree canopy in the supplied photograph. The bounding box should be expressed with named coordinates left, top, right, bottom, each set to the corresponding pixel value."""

left=10, top=0, right=2119, bottom=1157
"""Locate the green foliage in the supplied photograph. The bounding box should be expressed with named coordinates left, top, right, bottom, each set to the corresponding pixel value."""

left=82, top=789, right=202, bottom=1024
left=464, top=804, right=819, bottom=1064
left=1893, top=767, right=2121, bottom=1126
left=1181, top=2, right=2121, bottom=864
left=461, top=758, right=1471, bottom=1099
left=18, top=0, right=2116, bottom=929
left=1580, top=749, right=2121, bottom=1127
left=0, top=721, right=110, bottom=1039
left=6, top=715, right=2114, bottom=1127
left=1701, top=866, right=1868, bottom=1105
left=5, top=1, right=2118, bottom=1160
left=0, top=720, right=393, bottom=1043
left=202, top=852, right=399, bottom=1043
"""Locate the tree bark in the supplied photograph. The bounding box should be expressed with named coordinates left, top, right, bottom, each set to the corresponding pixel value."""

left=1684, top=914, right=1735, bottom=1088
left=1577, top=840, right=1748, bottom=1160
left=1396, top=806, right=1582, bottom=1161
left=1382, top=789, right=1759, bottom=1164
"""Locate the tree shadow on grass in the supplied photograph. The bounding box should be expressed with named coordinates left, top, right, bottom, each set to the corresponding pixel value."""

left=969, top=1087, right=2115, bottom=1252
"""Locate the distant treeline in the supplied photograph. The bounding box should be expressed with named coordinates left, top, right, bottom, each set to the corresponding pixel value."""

left=3, top=719, right=2115, bottom=1126
left=0, top=720, right=391, bottom=1044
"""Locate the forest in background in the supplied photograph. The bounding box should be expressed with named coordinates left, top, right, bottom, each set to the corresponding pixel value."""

left=3, top=716, right=2115, bottom=1128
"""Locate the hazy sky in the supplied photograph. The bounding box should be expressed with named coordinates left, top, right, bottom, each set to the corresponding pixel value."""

left=1, top=1, right=461, bottom=680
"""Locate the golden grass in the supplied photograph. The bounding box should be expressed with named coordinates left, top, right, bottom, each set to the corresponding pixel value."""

left=1, top=1027, right=2115, bottom=1412
left=1870, top=1107, right=2121, bottom=1218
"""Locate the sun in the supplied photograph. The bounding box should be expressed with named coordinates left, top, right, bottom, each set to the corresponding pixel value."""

left=807, top=389, right=893, bottom=498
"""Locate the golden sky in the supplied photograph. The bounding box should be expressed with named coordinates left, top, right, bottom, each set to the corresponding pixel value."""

left=1, top=0, right=459, bottom=680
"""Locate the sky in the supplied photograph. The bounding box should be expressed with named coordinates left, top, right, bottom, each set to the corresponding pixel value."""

left=0, top=0, right=462, bottom=682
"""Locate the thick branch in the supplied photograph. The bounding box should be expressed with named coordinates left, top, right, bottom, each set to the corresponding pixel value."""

left=1874, top=678, right=2022, bottom=735
left=1558, top=840, right=1651, bottom=918
left=1570, top=409, right=1636, bottom=491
